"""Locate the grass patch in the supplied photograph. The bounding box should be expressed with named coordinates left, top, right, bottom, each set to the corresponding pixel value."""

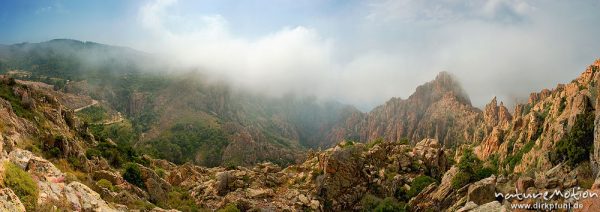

left=0, top=82, right=36, bottom=120
left=3, top=161, right=39, bottom=211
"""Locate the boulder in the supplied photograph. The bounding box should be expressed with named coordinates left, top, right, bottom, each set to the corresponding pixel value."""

left=64, top=182, right=118, bottom=211
left=139, top=166, right=171, bottom=203
left=413, top=138, right=448, bottom=177
left=457, top=201, right=478, bottom=212
left=216, top=171, right=234, bottom=196
left=0, top=188, right=26, bottom=212
left=247, top=188, right=273, bottom=199
left=467, top=176, right=497, bottom=205
left=93, top=170, right=124, bottom=185
left=26, top=157, right=65, bottom=183
left=471, top=201, right=507, bottom=212
left=8, top=149, right=34, bottom=169
left=516, top=176, right=534, bottom=192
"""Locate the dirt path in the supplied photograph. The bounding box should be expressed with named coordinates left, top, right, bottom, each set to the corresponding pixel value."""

left=74, top=99, right=99, bottom=112
left=98, top=113, right=124, bottom=125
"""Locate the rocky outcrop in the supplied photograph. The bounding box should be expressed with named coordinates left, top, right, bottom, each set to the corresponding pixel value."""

left=412, top=138, right=449, bottom=177
left=467, top=176, right=496, bottom=205
left=2, top=148, right=121, bottom=211
left=328, top=72, right=483, bottom=147
left=408, top=166, right=464, bottom=211
left=0, top=188, right=26, bottom=212
left=139, top=165, right=171, bottom=203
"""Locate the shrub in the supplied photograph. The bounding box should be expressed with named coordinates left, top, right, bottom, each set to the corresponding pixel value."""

left=367, top=138, right=384, bottom=149
left=68, top=156, right=85, bottom=170
left=97, top=179, right=114, bottom=191
left=361, top=195, right=407, bottom=212
left=488, top=154, right=499, bottom=168
left=48, top=147, right=62, bottom=158
left=458, top=149, right=480, bottom=173
left=3, top=162, right=39, bottom=211
left=399, top=137, right=410, bottom=145
left=394, top=187, right=408, bottom=201
left=451, top=172, right=471, bottom=190
left=558, top=97, right=567, bottom=113
left=155, top=168, right=166, bottom=178
left=474, top=167, right=498, bottom=180
left=123, top=163, right=145, bottom=189
left=549, top=112, right=594, bottom=166
left=374, top=197, right=407, bottom=212
left=453, top=148, right=497, bottom=188
left=504, top=140, right=535, bottom=171
left=85, top=148, right=102, bottom=159
left=407, top=175, right=436, bottom=198
left=361, top=194, right=382, bottom=211
left=164, top=187, right=200, bottom=212
left=217, top=203, right=240, bottom=212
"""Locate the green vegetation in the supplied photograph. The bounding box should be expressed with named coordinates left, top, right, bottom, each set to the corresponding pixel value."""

left=549, top=112, right=594, bottom=166
left=360, top=194, right=407, bottom=212
left=536, top=103, right=551, bottom=121
left=398, top=137, right=410, bottom=145
left=85, top=137, right=146, bottom=168
left=407, top=175, right=436, bottom=198
left=217, top=203, right=240, bottom=212
left=451, top=148, right=497, bottom=189
left=341, top=140, right=356, bottom=148
left=3, top=161, right=39, bottom=211
left=367, top=138, right=384, bottom=149
left=89, top=121, right=135, bottom=146
left=97, top=179, right=114, bottom=191
left=77, top=105, right=108, bottom=123
left=488, top=153, right=499, bottom=168
left=144, top=120, right=228, bottom=166
left=451, top=172, right=471, bottom=190
left=162, top=187, right=201, bottom=212
left=522, top=104, right=532, bottom=116
left=504, top=140, right=535, bottom=171
left=0, top=81, right=37, bottom=120
left=123, top=163, right=145, bottom=189
left=558, top=97, right=567, bottom=114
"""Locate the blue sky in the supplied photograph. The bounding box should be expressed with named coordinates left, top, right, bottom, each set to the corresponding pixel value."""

left=1, top=0, right=600, bottom=110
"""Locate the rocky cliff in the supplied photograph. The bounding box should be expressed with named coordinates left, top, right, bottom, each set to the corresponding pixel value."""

left=328, top=72, right=483, bottom=147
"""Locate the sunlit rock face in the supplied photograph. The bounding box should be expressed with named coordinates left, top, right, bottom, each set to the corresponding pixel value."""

left=327, top=71, right=483, bottom=148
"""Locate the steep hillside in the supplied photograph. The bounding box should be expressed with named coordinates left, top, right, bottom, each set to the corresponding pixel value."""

left=328, top=72, right=483, bottom=147
left=2, top=58, right=600, bottom=211
left=472, top=59, right=600, bottom=174
left=0, top=40, right=359, bottom=167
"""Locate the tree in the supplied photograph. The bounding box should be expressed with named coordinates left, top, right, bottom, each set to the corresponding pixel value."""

left=123, top=163, right=145, bottom=188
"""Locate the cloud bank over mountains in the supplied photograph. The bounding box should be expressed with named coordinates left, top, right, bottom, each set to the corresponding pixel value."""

left=134, top=0, right=600, bottom=110
left=3, top=0, right=600, bottom=110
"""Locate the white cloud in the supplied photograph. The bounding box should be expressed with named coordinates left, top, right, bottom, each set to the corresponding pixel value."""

left=139, top=0, right=341, bottom=99
left=136, top=0, right=600, bottom=111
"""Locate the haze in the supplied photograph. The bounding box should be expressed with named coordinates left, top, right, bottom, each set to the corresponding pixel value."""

left=2, top=0, right=600, bottom=110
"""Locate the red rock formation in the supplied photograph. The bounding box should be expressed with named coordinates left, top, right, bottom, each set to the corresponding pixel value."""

left=327, top=72, right=482, bottom=147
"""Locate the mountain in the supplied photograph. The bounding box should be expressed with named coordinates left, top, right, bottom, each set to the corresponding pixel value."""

left=2, top=39, right=600, bottom=211
left=0, top=39, right=359, bottom=167
left=327, top=71, right=483, bottom=147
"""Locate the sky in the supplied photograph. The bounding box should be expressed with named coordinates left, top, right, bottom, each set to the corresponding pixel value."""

left=1, top=0, right=600, bottom=110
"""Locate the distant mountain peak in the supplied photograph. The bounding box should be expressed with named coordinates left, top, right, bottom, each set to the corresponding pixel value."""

left=410, top=71, right=472, bottom=106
